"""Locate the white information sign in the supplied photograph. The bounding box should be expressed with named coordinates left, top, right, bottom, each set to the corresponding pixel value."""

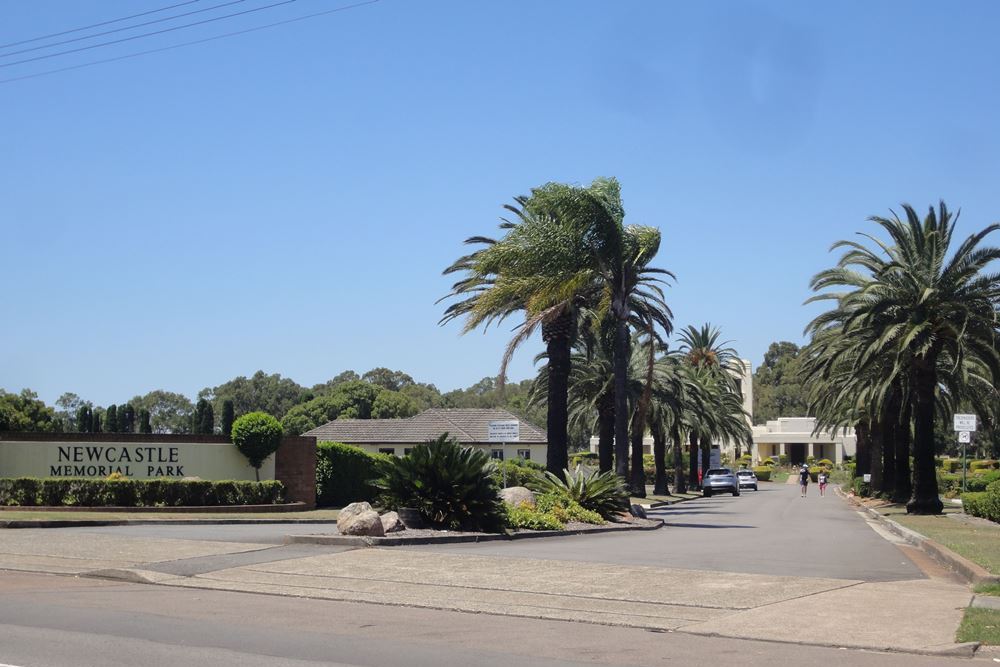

left=954, top=414, right=977, bottom=432
left=958, top=431, right=971, bottom=444
left=488, top=420, right=520, bottom=442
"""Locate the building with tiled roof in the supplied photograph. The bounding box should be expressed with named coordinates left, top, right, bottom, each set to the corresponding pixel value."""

left=304, top=408, right=547, bottom=462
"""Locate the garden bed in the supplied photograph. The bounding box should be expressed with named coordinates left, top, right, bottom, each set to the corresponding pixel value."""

left=288, top=515, right=663, bottom=547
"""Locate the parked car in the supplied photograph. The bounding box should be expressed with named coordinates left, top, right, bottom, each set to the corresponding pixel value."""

left=703, top=468, right=740, bottom=497
left=736, top=469, right=758, bottom=491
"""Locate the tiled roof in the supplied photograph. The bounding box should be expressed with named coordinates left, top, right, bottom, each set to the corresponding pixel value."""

left=304, top=408, right=547, bottom=445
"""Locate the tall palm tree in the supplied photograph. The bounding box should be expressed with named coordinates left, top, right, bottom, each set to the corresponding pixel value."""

left=807, top=202, right=1000, bottom=514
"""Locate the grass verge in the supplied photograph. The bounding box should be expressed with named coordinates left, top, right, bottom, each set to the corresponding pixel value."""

left=883, top=507, right=1000, bottom=575
left=0, top=509, right=341, bottom=523
left=975, top=583, right=1000, bottom=596
left=957, top=608, right=1000, bottom=645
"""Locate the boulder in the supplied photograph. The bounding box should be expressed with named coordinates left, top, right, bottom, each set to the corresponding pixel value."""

left=380, top=511, right=405, bottom=533
left=339, top=509, right=385, bottom=537
left=629, top=503, right=647, bottom=519
left=499, top=486, right=536, bottom=508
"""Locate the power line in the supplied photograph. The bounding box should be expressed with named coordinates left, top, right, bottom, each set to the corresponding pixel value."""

left=0, top=0, right=249, bottom=60
left=0, top=0, right=302, bottom=70
left=0, top=0, right=380, bottom=85
left=0, top=1, right=203, bottom=50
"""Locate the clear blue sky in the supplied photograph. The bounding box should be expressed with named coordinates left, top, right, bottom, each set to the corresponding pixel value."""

left=4, top=0, right=1000, bottom=407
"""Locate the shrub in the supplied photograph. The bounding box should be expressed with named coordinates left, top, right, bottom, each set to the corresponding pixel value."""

left=231, top=412, right=283, bottom=480
left=0, top=477, right=285, bottom=507
left=752, top=466, right=771, bottom=482
left=643, top=454, right=656, bottom=479
left=535, top=493, right=604, bottom=524
left=738, top=454, right=753, bottom=466
left=315, top=442, right=390, bottom=507
left=529, top=466, right=629, bottom=520
left=568, top=451, right=599, bottom=467
left=970, top=460, right=999, bottom=472
left=491, top=458, right=545, bottom=488
left=942, top=459, right=961, bottom=473
left=373, top=433, right=505, bottom=532
left=778, top=454, right=790, bottom=466
left=806, top=455, right=815, bottom=464
left=817, top=459, right=834, bottom=468
left=852, top=477, right=872, bottom=497
left=966, top=470, right=1000, bottom=493
left=504, top=503, right=564, bottom=531
left=962, top=480, right=1000, bottom=523
left=760, top=458, right=776, bottom=467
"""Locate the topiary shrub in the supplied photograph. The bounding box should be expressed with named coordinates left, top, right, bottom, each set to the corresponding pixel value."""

left=315, top=441, right=391, bottom=507
left=491, top=458, right=545, bottom=488
left=760, top=458, right=776, bottom=467
left=231, top=412, right=283, bottom=481
left=373, top=433, right=505, bottom=532
left=817, top=459, right=834, bottom=468
left=569, top=451, right=599, bottom=467
left=970, top=460, right=999, bottom=472
left=529, top=466, right=629, bottom=520
left=752, top=466, right=771, bottom=482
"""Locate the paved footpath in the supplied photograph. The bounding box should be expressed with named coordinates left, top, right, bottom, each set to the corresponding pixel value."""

left=0, top=483, right=978, bottom=657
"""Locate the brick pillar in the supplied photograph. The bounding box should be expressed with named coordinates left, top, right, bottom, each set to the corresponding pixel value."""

left=275, top=436, right=316, bottom=509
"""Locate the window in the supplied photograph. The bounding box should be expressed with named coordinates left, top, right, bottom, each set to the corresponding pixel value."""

left=403, top=448, right=412, bottom=456
left=517, top=449, right=530, bottom=460
left=378, top=448, right=396, bottom=456
left=491, top=449, right=504, bottom=460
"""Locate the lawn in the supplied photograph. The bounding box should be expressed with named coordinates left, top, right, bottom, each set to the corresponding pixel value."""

left=0, top=508, right=341, bottom=523
left=957, top=608, right=1000, bottom=645
left=883, top=507, right=1000, bottom=575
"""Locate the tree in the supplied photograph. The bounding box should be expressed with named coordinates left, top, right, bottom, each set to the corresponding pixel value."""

left=0, top=389, right=61, bottom=432
left=55, top=392, right=85, bottom=431
left=231, top=412, right=283, bottom=481
left=199, top=371, right=308, bottom=421
left=77, top=405, right=93, bottom=433
left=311, top=370, right=360, bottom=395
left=371, top=390, right=419, bottom=419
left=753, top=342, right=809, bottom=424
left=806, top=202, right=1000, bottom=514
left=362, top=368, right=415, bottom=392
left=192, top=398, right=215, bottom=434
left=121, top=403, right=136, bottom=434
left=129, top=390, right=194, bottom=434
left=221, top=400, right=235, bottom=438
left=139, top=409, right=152, bottom=434
left=105, top=404, right=120, bottom=433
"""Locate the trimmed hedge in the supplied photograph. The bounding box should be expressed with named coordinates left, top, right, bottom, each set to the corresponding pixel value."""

left=967, top=470, right=1000, bottom=492
left=316, top=441, right=392, bottom=507
left=752, top=466, right=771, bottom=481
left=941, top=459, right=961, bottom=473
left=0, top=477, right=285, bottom=507
left=970, top=460, right=999, bottom=472
left=962, top=480, right=1000, bottom=523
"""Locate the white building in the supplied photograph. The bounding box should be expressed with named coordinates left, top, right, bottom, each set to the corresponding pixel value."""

left=752, top=417, right=856, bottom=465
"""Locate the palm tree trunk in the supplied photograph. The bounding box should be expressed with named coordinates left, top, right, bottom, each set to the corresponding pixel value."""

left=543, top=315, right=572, bottom=476
left=907, top=360, right=943, bottom=514
left=881, top=411, right=896, bottom=498
left=613, top=316, right=630, bottom=479
left=597, top=395, right=614, bottom=474
left=869, top=418, right=884, bottom=496
left=652, top=423, right=668, bottom=495
left=688, top=431, right=700, bottom=490
left=893, top=400, right=912, bottom=503
left=630, top=420, right=646, bottom=497
left=700, top=435, right=711, bottom=483
left=855, top=420, right=870, bottom=478
left=673, top=423, right=687, bottom=494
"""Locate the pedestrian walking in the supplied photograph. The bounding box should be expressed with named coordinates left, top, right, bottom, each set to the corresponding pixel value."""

left=818, top=470, right=828, bottom=497
left=799, top=464, right=810, bottom=497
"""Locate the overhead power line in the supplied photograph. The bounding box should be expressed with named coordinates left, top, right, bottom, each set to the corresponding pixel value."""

left=0, top=0, right=380, bottom=85
left=0, top=1, right=203, bottom=50
left=0, top=0, right=302, bottom=70
left=0, top=0, right=249, bottom=60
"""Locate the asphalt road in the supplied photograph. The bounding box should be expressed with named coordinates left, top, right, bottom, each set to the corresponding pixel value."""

left=411, top=482, right=925, bottom=581
left=0, top=571, right=976, bottom=667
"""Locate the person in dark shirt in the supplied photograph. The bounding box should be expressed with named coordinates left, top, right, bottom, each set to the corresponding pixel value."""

left=799, top=465, right=810, bottom=497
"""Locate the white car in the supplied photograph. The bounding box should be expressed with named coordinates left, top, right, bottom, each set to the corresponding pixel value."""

left=736, top=469, right=758, bottom=491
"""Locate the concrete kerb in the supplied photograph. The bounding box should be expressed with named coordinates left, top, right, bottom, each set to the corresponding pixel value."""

left=286, top=518, right=664, bottom=547
left=843, top=490, right=1000, bottom=587
left=0, top=518, right=340, bottom=529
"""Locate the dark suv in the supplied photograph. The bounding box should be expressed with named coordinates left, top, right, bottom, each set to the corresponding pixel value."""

left=702, top=468, right=740, bottom=497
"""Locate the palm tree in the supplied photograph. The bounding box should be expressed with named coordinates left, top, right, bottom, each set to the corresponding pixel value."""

left=807, top=202, right=1000, bottom=514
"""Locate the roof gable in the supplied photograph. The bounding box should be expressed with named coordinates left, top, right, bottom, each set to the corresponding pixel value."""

left=304, top=408, right=546, bottom=445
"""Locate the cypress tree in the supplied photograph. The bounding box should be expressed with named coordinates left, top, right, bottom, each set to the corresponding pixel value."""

left=121, top=403, right=136, bottom=433
left=92, top=411, right=102, bottom=433
left=77, top=406, right=90, bottom=433
left=106, top=404, right=119, bottom=433
left=139, top=409, right=152, bottom=434
left=200, top=400, right=215, bottom=434
left=221, top=400, right=235, bottom=438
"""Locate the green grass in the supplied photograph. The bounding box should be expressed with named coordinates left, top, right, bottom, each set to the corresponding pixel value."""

left=957, top=608, right=1000, bottom=645
left=0, top=509, right=341, bottom=523
left=975, top=583, right=1000, bottom=597
left=884, top=508, right=1000, bottom=575
left=769, top=471, right=790, bottom=484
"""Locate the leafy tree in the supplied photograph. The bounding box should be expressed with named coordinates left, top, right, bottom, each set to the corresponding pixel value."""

left=55, top=392, right=86, bottom=431
left=199, top=371, right=307, bottom=421
left=399, top=383, right=445, bottom=412
left=105, top=404, right=120, bottom=433
left=361, top=368, right=415, bottom=392
left=753, top=342, right=809, bottom=424
left=129, top=390, right=194, bottom=434
left=281, top=380, right=384, bottom=435
left=311, top=370, right=360, bottom=395
left=371, top=390, right=419, bottom=419
left=231, top=412, right=283, bottom=481
left=0, top=389, right=61, bottom=432
left=221, top=400, right=235, bottom=438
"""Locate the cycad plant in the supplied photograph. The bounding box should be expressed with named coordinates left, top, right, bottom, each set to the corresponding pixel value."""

left=374, top=433, right=505, bottom=532
left=529, top=465, right=629, bottom=519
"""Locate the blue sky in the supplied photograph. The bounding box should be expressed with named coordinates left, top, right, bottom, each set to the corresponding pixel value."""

left=4, top=0, right=1000, bottom=407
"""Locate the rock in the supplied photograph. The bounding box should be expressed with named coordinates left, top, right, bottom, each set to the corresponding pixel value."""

left=629, top=503, right=647, bottom=519
left=380, top=511, right=405, bottom=533
left=499, top=486, right=536, bottom=508
left=339, top=509, right=385, bottom=537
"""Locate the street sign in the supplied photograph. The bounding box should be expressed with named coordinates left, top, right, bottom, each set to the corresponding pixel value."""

left=954, top=414, right=977, bottom=432
left=958, top=431, right=971, bottom=444
left=488, top=420, right=520, bottom=442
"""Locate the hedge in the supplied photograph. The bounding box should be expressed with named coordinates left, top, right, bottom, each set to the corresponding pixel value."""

left=752, top=466, right=771, bottom=481
left=0, top=478, right=286, bottom=507
left=316, top=441, right=391, bottom=507
left=962, top=480, right=1000, bottom=523
left=970, top=460, right=999, bottom=472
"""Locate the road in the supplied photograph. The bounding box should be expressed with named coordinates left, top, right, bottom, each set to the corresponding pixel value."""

left=0, top=570, right=979, bottom=667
